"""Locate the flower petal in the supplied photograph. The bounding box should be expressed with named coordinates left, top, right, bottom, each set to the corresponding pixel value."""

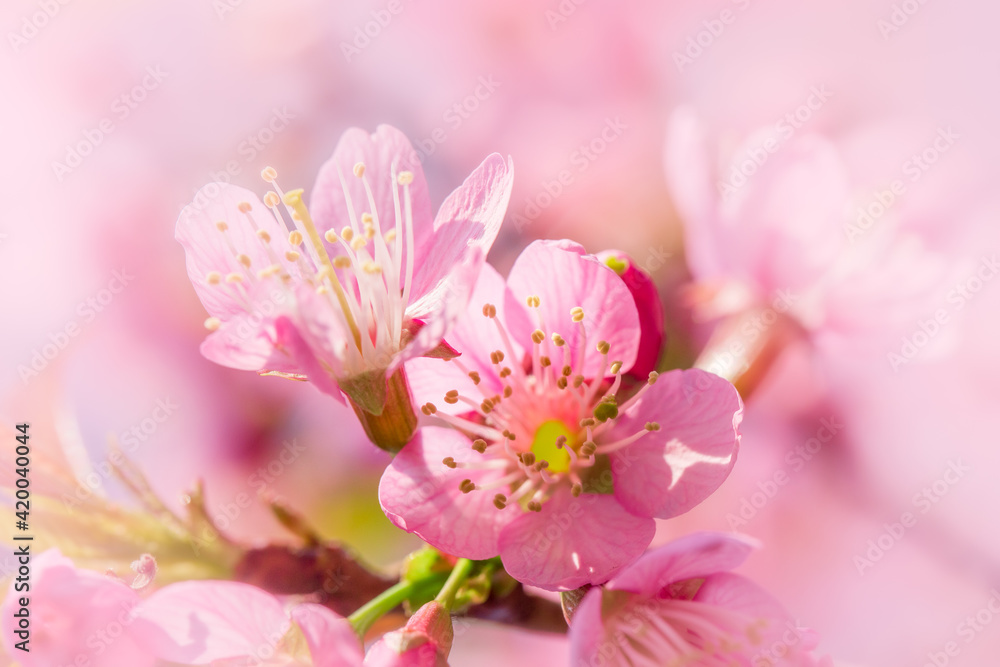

left=379, top=427, right=519, bottom=560
left=310, top=125, right=432, bottom=246
left=610, top=369, right=742, bottom=519
left=498, top=493, right=654, bottom=591
left=289, top=604, right=363, bottom=667
left=408, top=153, right=514, bottom=304
left=605, top=532, right=757, bottom=594
left=405, top=262, right=528, bottom=414
left=506, top=240, right=640, bottom=378
left=131, top=580, right=289, bottom=665
left=177, top=183, right=303, bottom=321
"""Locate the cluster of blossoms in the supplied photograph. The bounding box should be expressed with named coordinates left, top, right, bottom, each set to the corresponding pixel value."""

left=2, top=125, right=831, bottom=666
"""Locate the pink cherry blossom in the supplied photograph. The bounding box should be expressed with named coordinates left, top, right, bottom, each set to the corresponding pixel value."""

left=380, top=240, right=743, bottom=591
left=0, top=549, right=153, bottom=667
left=176, top=125, right=513, bottom=416
left=569, top=532, right=832, bottom=667
left=131, top=579, right=363, bottom=666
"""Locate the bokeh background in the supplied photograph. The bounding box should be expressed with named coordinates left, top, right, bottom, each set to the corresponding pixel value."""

left=2, top=1, right=999, bottom=665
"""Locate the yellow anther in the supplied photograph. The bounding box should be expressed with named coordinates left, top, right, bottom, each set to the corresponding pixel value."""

left=597, top=340, right=610, bottom=354
left=237, top=201, right=252, bottom=213
left=362, top=261, right=382, bottom=274
left=257, top=264, right=282, bottom=279
left=288, top=230, right=303, bottom=246
left=350, top=236, right=367, bottom=250
left=261, top=166, right=278, bottom=182
left=256, top=229, right=271, bottom=243
left=531, top=330, right=545, bottom=344
left=571, top=307, right=585, bottom=323
left=333, top=256, right=352, bottom=269
left=204, top=317, right=221, bottom=331
left=324, top=229, right=338, bottom=243
left=648, top=371, right=659, bottom=384
left=341, top=227, right=354, bottom=242
left=610, top=361, right=623, bottom=375
left=361, top=212, right=373, bottom=225
left=205, top=271, right=222, bottom=285
left=397, top=171, right=414, bottom=185
left=384, top=229, right=397, bottom=243
left=285, top=250, right=301, bottom=262
left=263, top=191, right=281, bottom=207
left=225, top=272, right=244, bottom=284
left=551, top=333, right=565, bottom=346
left=526, top=295, right=540, bottom=308
left=353, top=162, right=366, bottom=178
left=215, top=221, right=228, bottom=232
left=237, top=254, right=252, bottom=268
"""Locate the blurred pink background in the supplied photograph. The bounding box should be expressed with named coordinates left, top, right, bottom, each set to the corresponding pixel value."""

left=2, top=0, right=999, bottom=665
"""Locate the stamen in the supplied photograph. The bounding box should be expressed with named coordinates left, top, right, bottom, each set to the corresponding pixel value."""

left=595, top=422, right=659, bottom=455
left=493, top=494, right=507, bottom=510
left=264, top=191, right=281, bottom=207
left=237, top=254, right=252, bottom=268
left=225, top=272, right=244, bottom=283
left=288, top=230, right=303, bottom=246
left=261, top=166, right=278, bottom=183
left=215, top=221, right=228, bottom=232
left=237, top=201, right=252, bottom=213
left=353, top=162, right=366, bottom=178
left=324, top=229, right=338, bottom=243
left=204, top=317, right=221, bottom=331
left=285, top=250, right=301, bottom=262
left=256, top=229, right=271, bottom=243
left=472, top=439, right=488, bottom=453
left=459, top=479, right=476, bottom=494
left=205, top=271, right=222, bottom=285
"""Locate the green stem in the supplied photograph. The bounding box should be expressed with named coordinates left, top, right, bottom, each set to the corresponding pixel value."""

left=435, top=558, right=475, bottom=610
left=348, top=580, right=421, bottom=637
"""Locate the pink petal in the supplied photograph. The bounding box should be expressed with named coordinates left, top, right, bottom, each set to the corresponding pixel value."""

left=396, top=247, right=485, bottom=365
left=610, top=369, right=743, bottom=519
left=310, top=125, right=432, bottom=248
left=379, top=427, right=519, bottom=560
left=596, top=249, right=666, bottom=380
left=273, top=314, right=345, bottom=402
left=131, top=580, right=290, bottom=664
left=289, top=604, right=363, bottom=667
left=606, top=532, right=757, bottom=594
left=566, top=587, right=608, bottom=665
left=497, top=493, right=654, bottom=591
left=408, top=153, right=514, bottom=304
left=506, top=240, right=640, bottom=378
left=176, top=183, right=304, bottom=321
left=405, top=263, right=527, bottom=414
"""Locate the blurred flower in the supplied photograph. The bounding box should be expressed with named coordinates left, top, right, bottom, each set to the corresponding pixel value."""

left=177, top=124, right=513, bottom=449
left=569, top=532, right=831, bottom=667
left=380, top=240, right=742, bottom=590
left=0, top=549, right=153, bottom=667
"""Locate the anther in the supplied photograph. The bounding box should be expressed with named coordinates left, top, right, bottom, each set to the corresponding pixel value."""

left=257, top=264, right=282, bottom=279
left=519, top=452, right=536, bottom=467
left=362, top=261, right=381, bottom=274
left=472, top=439, right=488, bottom=453
left=361, top=212, right=373, bottom=225
left=215, top=221, right=228, bottom=232
left=341, top=227, right=354, bottom=242
left=288, top=231, right=303, bottom=246
left=526, top=296, right=540, bottom=308
left=285, top=250, right=301, bottom=262
left=350, top=236, right=367, bottom=250
left=353, top=162, right=366, bottom=178
left=444, top=390, right=459, bottom=405
left=610, top=361, right=622, bottom=375
left=527, top=500, right=543, bottom=512
left=261, top=166, right=278, bottom=182
left=573, top=376, right=585, bottom=388
left=645, top=422, right=661, bottom=432
left=562, top=365, right=572, bottom=376
left=237, top=201, right=252, bottom=213
left=205, top=271, right=222, bottom=285
left=539, top=356, right=551, bottom=368
left=493, top=494, right=507, bottom=510
left=333, top=256, right=352, bottom=269
left=421, top=403, right=438, bottom=416
left=597, top=341, right=610, bottom=355
left=442, top=457, right=457, bottom=469
left=482, top=303, right=497, bottom=318
left=556, top=377, right=568, bottom=389
left=490, top=350, right=505, bottom=364
left=468, top=371, right=481, bottom=385
left=225, top=272, right=244, bottom=283
left=531, top=330, right=545, bottom=344
left=555, top=436, right=567, bottom=449
left=263, top=191, right=281, bottom=207
left=324, top=229, right=338, bottom=243
left=459, top=479, right=476, bottom=494
left=571, top=307, right=585, bottom=323
left=571, top=483, right=583, bottom=497
left=503, top=386, right=513, bottom=398
left=256, top=229, right=271, bottom=243
left=204, top=317, right=221, bottom=331
left=237, top=254, right=252, bottom=268
left=579, top=418, right=596, bottom=428
left=502, top=429, right=516, bottom=441
left=499, top=367, right=512, bottom=379
left=648, top=371, right=659, bottom=384
left=551, top=333, right=565, bottom=346
left=384, top=229, right=397, bottom=243
left=580, top=442, right=597, bottom=456
left=397, top=171, right=414, bottom=185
